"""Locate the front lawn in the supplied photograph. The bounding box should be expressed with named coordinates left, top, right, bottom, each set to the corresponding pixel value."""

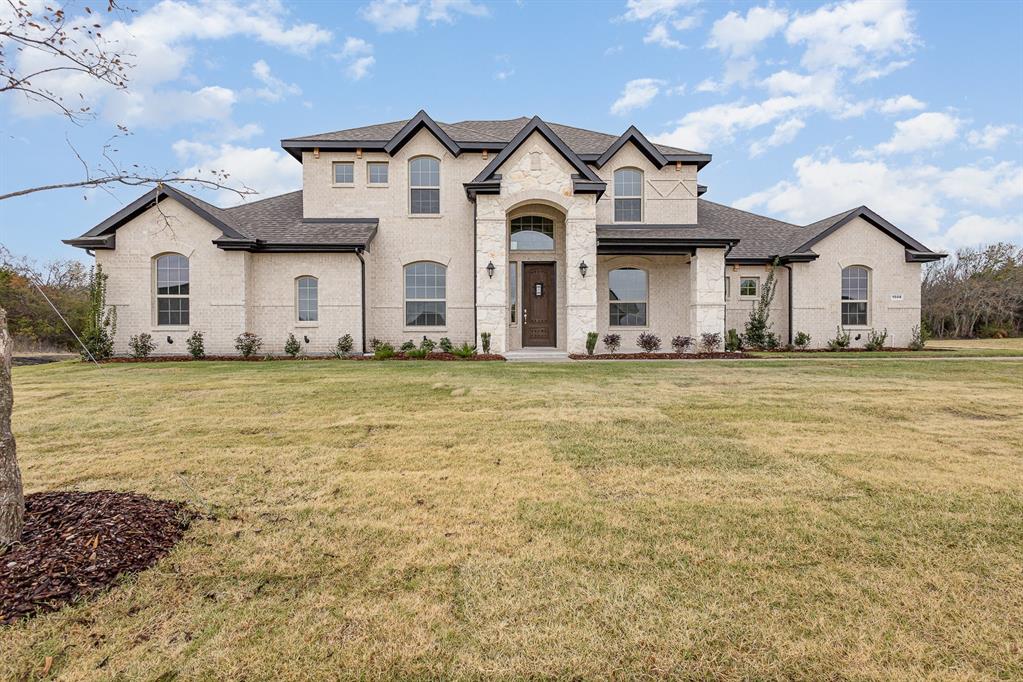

left=5, top=359, right=1023, bottom=679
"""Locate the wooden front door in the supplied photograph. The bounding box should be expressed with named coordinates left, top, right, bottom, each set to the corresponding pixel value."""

left=522, top=262, right=556, bottom=347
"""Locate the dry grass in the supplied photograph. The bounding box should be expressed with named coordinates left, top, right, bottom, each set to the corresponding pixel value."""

left=4, top=358, right=1023, bottom=680
left=929, top=337, right=1023, bottom=351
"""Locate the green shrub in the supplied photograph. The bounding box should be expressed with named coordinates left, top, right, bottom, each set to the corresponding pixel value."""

left=284, top=333, right=302, bottom=357
left=186, top=331, right=206, bottom=359
left=743, top=260, right=779, bottom=349
left=439, top=337, right=453, bottom=353
left=864, top=328, right=888, bottom=351
left=374, top=342, right=395, bottom=360
left=333, top=334, right=354, bottom=358
left=419, top=337, right=436, bottom=354
left=724, top=328, right=743, bottom=352
left=700, top=332, right=722, bottom=353
left=793, top=331, right=811, bottom=350
left=452, top=342, right=476, bottom=359
left=128, top=333, right=155, bottom=359
left=80, top=263, right=116, bottom=361
left=400, top=340, right=417, bottom=353
left=826, top=327, right=851, bottom=351
left=585, top=332, right=598, bottom=356
left=908, top=324, right=927, bottom=351
left=602, top=333, right=621, bottom=353
left=671, top=335, right=693, bottom=354
left=481, top=332, right=492, bottom=354
left=235, top=332, right=263, bottom=358
left=636, top=332, right=661, bottom=352
left=369, top=337, right=383, bottom=351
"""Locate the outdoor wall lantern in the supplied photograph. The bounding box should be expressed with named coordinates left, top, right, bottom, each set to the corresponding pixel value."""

left=166, top=336, right=173, bottom=344
left=578, top=260, right=588, bottom=278
left=304, top=335, right=310, bottom=344
left=486, top=261, right=495, bottom=278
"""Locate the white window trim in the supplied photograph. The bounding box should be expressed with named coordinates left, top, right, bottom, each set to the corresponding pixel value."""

left=404, top=261, right=447, bottom=328
left=613, top=167, right=643, bottom=224
left=841, top=265, right=871, bottom=328
left=332, top=161, right=355, bottom=187
left=739, top=276, right=760, bottom=299
left=367, top=161, right=389, bottom=187
left=154, top=252, right=190, bottom=328
left=295, top=275, right=319, bottom=326
left=608, top=267, right=649, bottom=328
left=409, top=156, right=441, bottom=216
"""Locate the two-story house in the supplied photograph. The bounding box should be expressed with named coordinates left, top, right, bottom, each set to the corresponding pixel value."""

left=64, top=111, right=946, bottom=355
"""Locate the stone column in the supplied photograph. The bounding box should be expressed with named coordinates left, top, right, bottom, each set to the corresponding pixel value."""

left=689, top=247, right=726, bottom=341
left=475, top=197, right=507, bottom=352
left=565, top=217, right=597, bottom=353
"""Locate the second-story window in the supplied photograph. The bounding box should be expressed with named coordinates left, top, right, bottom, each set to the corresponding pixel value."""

left=333, top=161, right=354, bottom=184
left=368, top=162, right=388, bottom=185
left=614, top=168, right=643, bottom=222
left=409, top=156, right=440, bottom=214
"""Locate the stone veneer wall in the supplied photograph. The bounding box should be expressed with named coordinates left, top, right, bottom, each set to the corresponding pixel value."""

left=689, top=248, right=726, bottom=342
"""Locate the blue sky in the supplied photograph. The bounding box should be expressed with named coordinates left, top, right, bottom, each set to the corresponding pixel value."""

left=2, top=0, right=1021, bottom=263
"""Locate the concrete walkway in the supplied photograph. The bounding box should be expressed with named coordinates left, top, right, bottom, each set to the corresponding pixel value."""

left=504, top=349, right=571, bottom=362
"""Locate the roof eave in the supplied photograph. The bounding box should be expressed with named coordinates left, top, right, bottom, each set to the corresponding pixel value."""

left=62, top=235, right=116, bottom=250
left=383, top=110, right=461, bottom=157
left=906, top=249, right=947, bottom=263
left=594, top=126, right=669, bottom=169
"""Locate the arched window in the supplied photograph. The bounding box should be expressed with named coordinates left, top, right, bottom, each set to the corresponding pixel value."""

left=614, top=168, right=643, bottom=222
left=155, top=253, right=189, bottom=326
left=296, top=276, right=318, bottom=322
left=841, top=266, right=869, bottom=326
left=510, top=215, right=554, bottom=251
left=609, top=267, right=647, bottom=326
left=405, top=261, right=446, bottom=326
left=409, top=156, right=440, bottom=214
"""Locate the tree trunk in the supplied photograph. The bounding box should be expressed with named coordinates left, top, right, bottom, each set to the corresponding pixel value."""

left=0, top=308, right=24, bottom=546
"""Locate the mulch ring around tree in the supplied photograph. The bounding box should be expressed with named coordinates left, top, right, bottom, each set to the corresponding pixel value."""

left=1, top=491, right=196, bottom=625
left=570, top=352, right=754, bottom=360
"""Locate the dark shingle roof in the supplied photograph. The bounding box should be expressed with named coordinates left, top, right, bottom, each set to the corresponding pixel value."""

left=220, top=191, right=376, bottom=246
left=287, top=116, right=702, bottom=156
left=697, top=200, right=804, bottom=260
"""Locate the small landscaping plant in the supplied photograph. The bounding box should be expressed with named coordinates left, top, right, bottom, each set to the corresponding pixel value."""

left=908, top=324, right=927, bottom=351
left=235, top=332, right=263, bottom=358
left=333, top=334, right=354, bottom=358
left=284, top=333, right=302, bottom=357
left=439, top=337, right=454, bottom=353
left=636, top=332, right=661, bottom=352
left=481, top=332, right=492, bottom=354
left=186, top=331, right=206, bottom=359
left=369, top=337, right=383, bottom=352
left=81, top=263, right=117, bottom=361
left=128, top=333, right=155, bottom=359
left=400, top=340, right=417, bottom=353
left=724, top=329, right=743, bottom=352
left=826, top=326, right=851, bottom=351
left=452, top=342, right=477, bottom=359
left=586, top=332, right=598, bottom=356
left=373, top=342, right=395, bottom=360
left=671, top=335, right=693, bottom=354
left=420, top=337, right=437, bottom=354
left=864, top=328, right=889, bottom=351
left=700, top=332, right=722, bottom=353
left=743, top=260, right=779, bottom=349
left=793, top=331, right=811, bottom=350
left=602, top=333, right=621, bottom=354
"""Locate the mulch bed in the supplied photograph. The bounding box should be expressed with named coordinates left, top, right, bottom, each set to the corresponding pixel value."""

left=101, top=352, right=506, bottom=363
left=571, top=352, right=753, bottom=360
left=1, top=491, right=195, bottom=625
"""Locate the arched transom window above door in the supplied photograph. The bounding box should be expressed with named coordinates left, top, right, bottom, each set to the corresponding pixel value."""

left=510, top=215, right=555, bottom=251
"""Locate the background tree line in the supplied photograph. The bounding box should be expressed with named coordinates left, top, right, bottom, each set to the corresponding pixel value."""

left=922, top=242, right=1023, bottom=339
left=0, top=247, right=90, bottom=352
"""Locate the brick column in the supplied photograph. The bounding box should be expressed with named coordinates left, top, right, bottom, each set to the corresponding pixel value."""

left=689, top=248, right=726, bottom=341
left=565, top=217, right=597, bottom=353
left=475, top=212, right=507, bottom=353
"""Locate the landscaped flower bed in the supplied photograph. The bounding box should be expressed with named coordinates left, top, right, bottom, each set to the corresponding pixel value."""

left=101, top=352, right=506, bottom=362
left=571, top=352, right=753, bottom=360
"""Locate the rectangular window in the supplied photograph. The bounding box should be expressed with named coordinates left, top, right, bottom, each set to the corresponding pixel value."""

left=157, top=297, right=189, bottom=326
left=610, top=302, right=647, bottom=326
left=410, top=157, right=440, bottom=214
left=725, top=276, right=731, bottom=301
left=740, top=277, right=759, bottom=297
left=841, top=302, right=868, bottom=326
left=509, top=261, right=517, bottom=323
left=405, top=262, right=446, bottom=326
left=614, top=168, right=643, bottom=222
left=841, top=266, right=869, bottom=326
left=410, top=189, right=440, bottom=214
left=333, top=162, right=354, bottom=184
left=614, top=198, right=642, bottom=222
left=368, top=162, right=388, bottom=184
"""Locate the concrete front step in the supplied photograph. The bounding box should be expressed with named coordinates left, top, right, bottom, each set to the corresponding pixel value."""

left=503, top=349, right=571, bottom=362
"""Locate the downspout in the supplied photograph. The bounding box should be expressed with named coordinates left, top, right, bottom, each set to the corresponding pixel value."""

left=782, top=263, right=793, bottom=345
left=472, top=198, right=478, bottom=346
left=355, top=248, right=367, bottom=354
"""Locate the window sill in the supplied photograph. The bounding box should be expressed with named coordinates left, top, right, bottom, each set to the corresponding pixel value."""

left=367, top=183, right=389, bottom=188
left=153, top=326, right=189, bottom=332
left=331, top=183, right=355, bottom=189
left=609, top=325, right=650, bottom=331
left=407, top=214, right=443, bottom=219
left=403, top=327, right=447, bottom=333
left=295, top=322, right=319, bottom=328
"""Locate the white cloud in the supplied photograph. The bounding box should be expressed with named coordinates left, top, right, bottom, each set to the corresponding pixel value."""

left=749, top=118, right=805, bottom=157
left=945, top=215, right=1023, bottom=248
left=967, top=124, right=1018, bottom=150
left=360, top=0, right=487, bottom=32
left=672, top=14, right=699, bottom=30
left=786, top=0, right=917, bottom=78
left=337, top=37, right=376, bottom=80
left=172, top=140, right=303, bottom=205
left=734, top=153, right=1023, bottom=244
left=604, top=44, right=625, bottom=55
left=109, top=86, right=237, bottom=127
left=708, top=5, right=788, bottom=56
left=610, top=78, right=665, bottom=115
left=873, top=112, right=961, bottom=155
left=643, top=23, right=684, bottom=49
left=878, top=94, right=925, bottom=114
left=621, top=0, right=695, bottom=22
left=250, top=60, right=302, bottom=102
left=694, top=78, right=722, bottom=94
left=852, top=59, right=911, bottom=83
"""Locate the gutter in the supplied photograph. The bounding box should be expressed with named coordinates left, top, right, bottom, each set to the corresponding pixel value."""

left=782, top=263, right=793, bottom=346
left=472, top=199, right=478, bottom=346
left=355, top=249, right=367, bottom=354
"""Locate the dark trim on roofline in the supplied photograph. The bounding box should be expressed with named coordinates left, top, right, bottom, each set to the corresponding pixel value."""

left=63, top=235, right=115, bottom=250
left=211, top=238, right=375, bottom=253
left=598, top=236, right=737, bottom=256
left=464, top=176, right=501, bottom=199
left=301, top=218, right=379, bottom=224
left=572, top=176, right=606, bottom=198
left=906, top=249, right=948, bottom=263
left=594, top=126, right=668, bottom=169
left=792, top=206, right=933, bottom=255
left=470, top=116, right=604, bottom=186
left=384, top=110, right=461, bottom=157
